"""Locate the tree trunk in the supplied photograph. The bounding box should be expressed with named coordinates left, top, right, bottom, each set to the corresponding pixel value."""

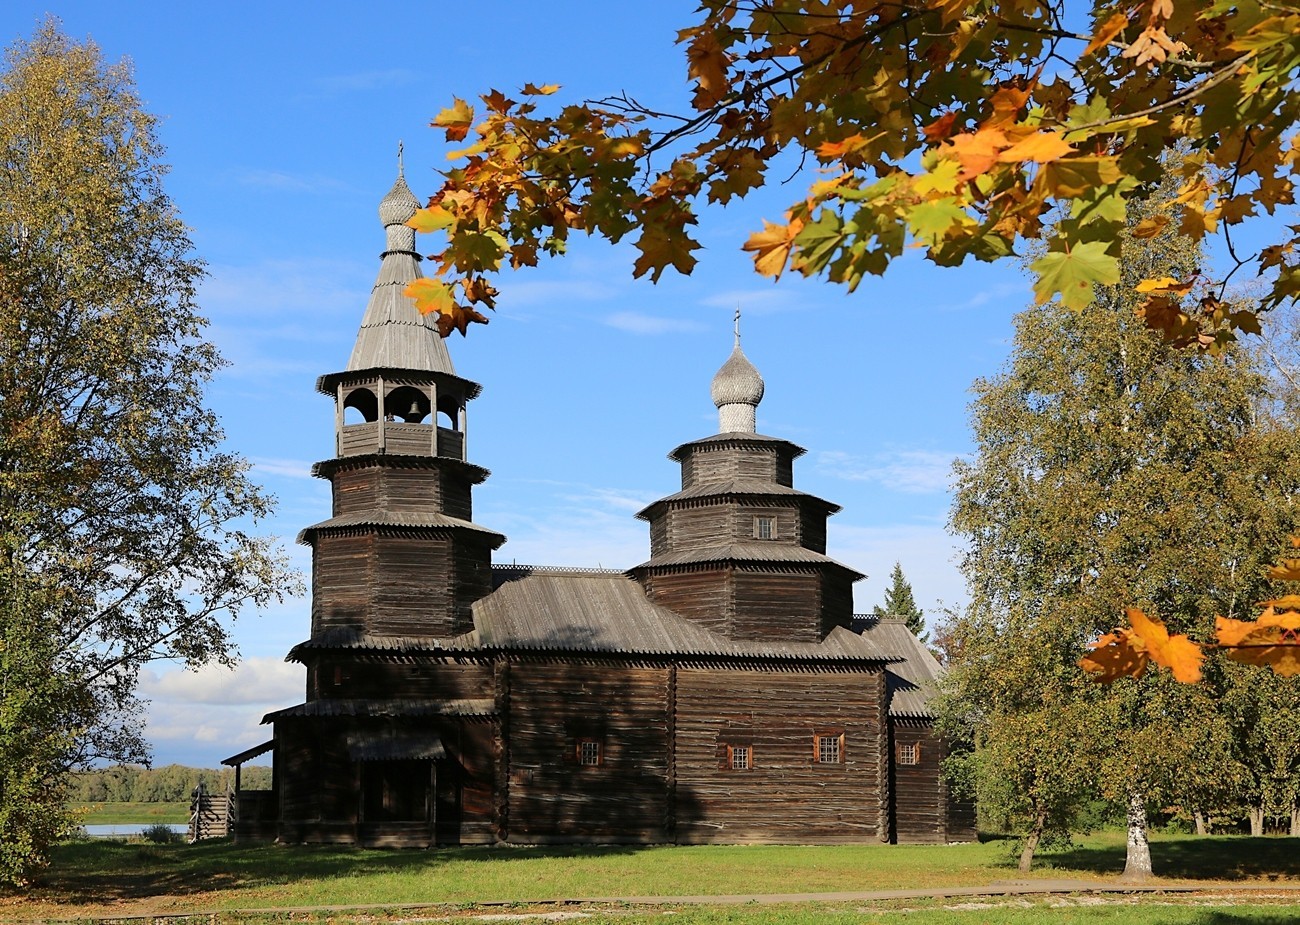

left=1018, top=809, right=1047, bottom=873
left=1193, top=810, right=1207, bottom=836
left=1290, top=805, right=1299, bottom=838
left=1120, top=791, right=1153, bottom=882
left=1249, top=806, right=1264, bottom=837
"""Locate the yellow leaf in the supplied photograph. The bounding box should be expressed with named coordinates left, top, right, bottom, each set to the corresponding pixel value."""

left=1127, top=607, right=1204, bottom=683
left=996, top=132, right=1075, bottom=165
left=1131, top=215, right=1170, bottom=239
left=521, top=83, right=560, bottom=96
left=1085, top=10, right=1130, bottom=56
left=433, top=97, right=474, bottom=142
left=407, top=206, right=455, bottom=234
left=1135, top=276, right=1196, bottom=296
left=742, top=217, right=805, bottom=280
left=404, top=278, right=457, bottom=317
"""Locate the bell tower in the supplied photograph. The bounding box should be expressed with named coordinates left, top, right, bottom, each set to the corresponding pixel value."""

left=300, top=165, right=505, bottom=641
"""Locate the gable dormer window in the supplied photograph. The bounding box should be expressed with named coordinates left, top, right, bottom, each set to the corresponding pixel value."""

left=753, top=516, right=775, bottom=540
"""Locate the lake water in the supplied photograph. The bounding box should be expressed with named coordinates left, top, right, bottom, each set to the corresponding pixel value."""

left=82, top=823, right=188, bottom=839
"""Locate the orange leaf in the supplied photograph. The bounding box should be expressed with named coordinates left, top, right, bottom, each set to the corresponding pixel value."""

left=1259, top=596, right=1300, bottom=612
left=922, top=111, right=960, bottom=143
left=996, top=131, right=1075, bottom=165
left=945, top=129, right=1010, bottom=180
left=433, top=97, right=475, bottom=142
left=984, top=85, right=1032, bottom=129
left=521, top=83, right=560, bottom=96
left=742, top=216, right=805, bottom=280
left=1127, top=607, right=1203, bottom=683
left=1084, top=10, right=1130, bottom=56
left=1267, top=558, right=1300, bottom=581
left=1080, top=628, right=1149, bottom=682
left=686, top=30, right=731, bottom=107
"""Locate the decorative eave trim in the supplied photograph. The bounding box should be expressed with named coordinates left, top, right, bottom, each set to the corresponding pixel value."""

left=667, top=433, right=807, bottom=462
left=635, top=491, right=841, bottom=522
left=316, top=367, right=484, bottom=399
left=311, top=453, right=490, bottom=484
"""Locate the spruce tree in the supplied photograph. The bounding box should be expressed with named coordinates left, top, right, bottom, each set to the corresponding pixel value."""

left=871, top=562, right=927, bottom=641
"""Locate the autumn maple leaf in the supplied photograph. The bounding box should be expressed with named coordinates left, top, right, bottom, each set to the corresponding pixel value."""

left=1127, top=607, right=1203, bottom=683
left=1079, top=628, right=1149, bottom=682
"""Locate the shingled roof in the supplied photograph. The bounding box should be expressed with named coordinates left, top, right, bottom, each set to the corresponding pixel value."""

left=855, top=617, right=942, bottom=719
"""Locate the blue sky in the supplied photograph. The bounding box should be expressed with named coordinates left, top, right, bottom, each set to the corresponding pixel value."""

left=4, top=3, right=1032, bottom=766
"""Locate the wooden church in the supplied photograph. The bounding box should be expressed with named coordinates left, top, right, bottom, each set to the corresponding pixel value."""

left=223, top=170, right=975, bottom=847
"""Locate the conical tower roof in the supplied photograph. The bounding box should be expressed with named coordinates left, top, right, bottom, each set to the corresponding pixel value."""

left=346, top=165, right=455, bottom=375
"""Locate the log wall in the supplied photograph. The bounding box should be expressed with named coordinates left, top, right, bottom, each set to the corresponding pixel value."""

left=890, top=722, right=944, bottom=844
left=731, top=570, right=822, bottom=641
left=640, top=569, right=732, bottom=634
left=505, top=662, right=671, bottom=843
left=674, top=667, right=887, bottom=843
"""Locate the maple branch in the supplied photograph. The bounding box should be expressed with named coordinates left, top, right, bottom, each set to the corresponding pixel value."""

left=989, top=17, right=1218, bottom=70
left=643, top=9, right=925, bottom=157
left=1061, top=55, right=1248, bottom=136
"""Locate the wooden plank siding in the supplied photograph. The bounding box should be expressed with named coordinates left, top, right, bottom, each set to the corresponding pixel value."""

left=682, top=446, right=784, bottom=487
left=640, top=569, right=732, bottom=634
left=312, top=533, right=373, bottom=634
left=674, top=667, right=887, bottom=843
left=309, top=660, right=494, bottom=701
left=883, top=722, right=946, bottom=847
left=505, top=662, right=672, bottom=843
left=730, top=570, right=822, bottom=642
left=337, top=423, right=464, bottom=459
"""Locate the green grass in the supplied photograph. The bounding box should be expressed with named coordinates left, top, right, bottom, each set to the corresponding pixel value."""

left=71, top=801, right=188, bottom=824
left=7, top=833, right=1299, bottom=922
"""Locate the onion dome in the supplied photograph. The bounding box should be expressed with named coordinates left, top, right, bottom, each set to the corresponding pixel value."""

left=710, top=312, right=764, bottom=433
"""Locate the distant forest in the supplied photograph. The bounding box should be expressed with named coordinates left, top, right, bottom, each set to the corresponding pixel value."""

left=68, top=764, right=272, bottom=802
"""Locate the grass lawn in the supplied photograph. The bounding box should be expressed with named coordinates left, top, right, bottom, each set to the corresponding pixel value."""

left=6, top=833, right=1299, bottom=922
left=72, top=801, right=189, bottom=824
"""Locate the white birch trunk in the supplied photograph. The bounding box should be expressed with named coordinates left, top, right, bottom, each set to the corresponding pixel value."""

left=1121, top=791, right=1153, bottom=882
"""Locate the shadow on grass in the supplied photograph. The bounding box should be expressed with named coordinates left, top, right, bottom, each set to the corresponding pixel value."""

left=1036, top=835, right=1300, bottom=881
left=35, top=840, right=647, bottom=906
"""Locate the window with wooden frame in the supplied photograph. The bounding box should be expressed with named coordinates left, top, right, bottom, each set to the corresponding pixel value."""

left=753, top=516, right=776, bottom=540
left=897, top=742, right=920, bottom=765
left=814, top=732, right=845, bottom=764
left=726, top=744, right=752, bottom=770
left=576, top=738, right=603, bottom=766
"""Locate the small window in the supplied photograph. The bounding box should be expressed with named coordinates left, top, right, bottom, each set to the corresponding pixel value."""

left=815, top=732, right=844, bottom=764
left=728, top=744, right=752, bottom=770
left=332, top=665, right=349, bottom=687
left=577, top=739, right=602, bottom=766
left=898, top=742, right=920, bottom=765
left=754, top=516, right=775, bottom=540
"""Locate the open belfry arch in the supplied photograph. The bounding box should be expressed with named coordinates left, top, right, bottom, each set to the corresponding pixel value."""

left=223, top=169, right=974, bottom=848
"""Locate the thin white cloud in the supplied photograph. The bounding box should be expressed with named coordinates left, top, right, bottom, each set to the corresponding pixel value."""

left=698, top=288, right=809, bottom=315
left=252, top=457, right=316, bottom=480
left=817, top=449, right=959, bottom=494
left=604, top=311, right=708, bottom=335
left=941, top=281, right=1029, bottom=312
left=140, top=657, right=303, bottom=706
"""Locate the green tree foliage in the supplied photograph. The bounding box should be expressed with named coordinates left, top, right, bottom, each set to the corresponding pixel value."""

left=939, top=192, right=1300, bottom=876
left=870, top=562, right=927, bottom=641
left=0, top=22, right=299, bottom=886
left=67, top=764, right=273, bottom=803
